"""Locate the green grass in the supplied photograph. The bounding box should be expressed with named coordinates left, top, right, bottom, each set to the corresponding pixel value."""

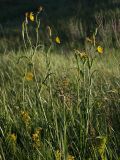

left=0, top=48, right=120, bottom=159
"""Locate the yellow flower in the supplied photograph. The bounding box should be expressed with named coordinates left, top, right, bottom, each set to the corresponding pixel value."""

left=9, top=133, right=17, bottom=142
left=55, top=150, right=62, bottom=160
left=32, top=128, right=42, bottom=148
left=29, top=12, right=34, bottom=21
left=67, top=154, right=75, bottom=160
left=25, top=72, right=33, bottom=81
left=32, top=133, right=39, bottom=142
left=97, top=46, right=103, bottom=54
left=55, top=36, right=61, bottom=44
left=21, top=111, right=31, bottom=125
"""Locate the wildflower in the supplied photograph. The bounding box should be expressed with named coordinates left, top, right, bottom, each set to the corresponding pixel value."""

left=21, top=111, right=31, bottom=125
left=7, top=133, right=17, bottom=153
left=55, top=36, right=61, bottom=44
left=32, top=128, right=42, bottom=148
left=25, top=12, right=34, bottom=22
left=46, top=26, right=52, bottom=37
left=32, top=133, right=39, bottom=142
left=67, top=154, right=75, bottom=160
left=29, top=12, right=34, bottom=21
left=97, top=46, right=103, bottom=54
left=25, top=72, right=34, bottom=81
left=55, top=150, right=62, bottom=160
left=9, top=133, right=17, bottom=142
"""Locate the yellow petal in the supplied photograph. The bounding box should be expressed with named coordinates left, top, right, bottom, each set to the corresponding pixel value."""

left=10, top=133, right=17, bottom=142
left=29, top=12, right=34, bottom=21
left=67, top=154, right=75, bottom=160
left=25, top=72, right=33, bottom=81
left=55, top=36, right=61, bottom=44
left=97, top=46, right=103, bottom=54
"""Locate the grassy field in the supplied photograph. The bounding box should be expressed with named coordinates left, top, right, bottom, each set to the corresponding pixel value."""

left=0, top=7, right=120, bottom=160
left=0, top=46, right=120, bottom=160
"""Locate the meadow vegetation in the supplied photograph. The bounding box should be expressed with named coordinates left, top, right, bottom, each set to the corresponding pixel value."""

left=0, top=3, right=120, bottom=160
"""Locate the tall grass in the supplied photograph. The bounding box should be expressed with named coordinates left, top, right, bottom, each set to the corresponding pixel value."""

left=0, top=47, right=120, bottom=160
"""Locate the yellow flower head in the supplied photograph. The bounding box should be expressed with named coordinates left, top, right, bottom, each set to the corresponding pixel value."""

left=9, top=133, right=17, bottom=142
left=25, top=72, right=33, bottom=81
left=55, top=150, right=62, bottom=160
left=32, top=133, right=39, bottom=141
left=29, top=12, right=34, bottom=21
left=67, top=154, right=75, bottom=160
left=21, top=111, right=31, bottom=124
left=55, top=36, right=61, bottom=44
left=97, top=46, right=103, bottom=54
left=32, top=128, right=42, bottom=148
